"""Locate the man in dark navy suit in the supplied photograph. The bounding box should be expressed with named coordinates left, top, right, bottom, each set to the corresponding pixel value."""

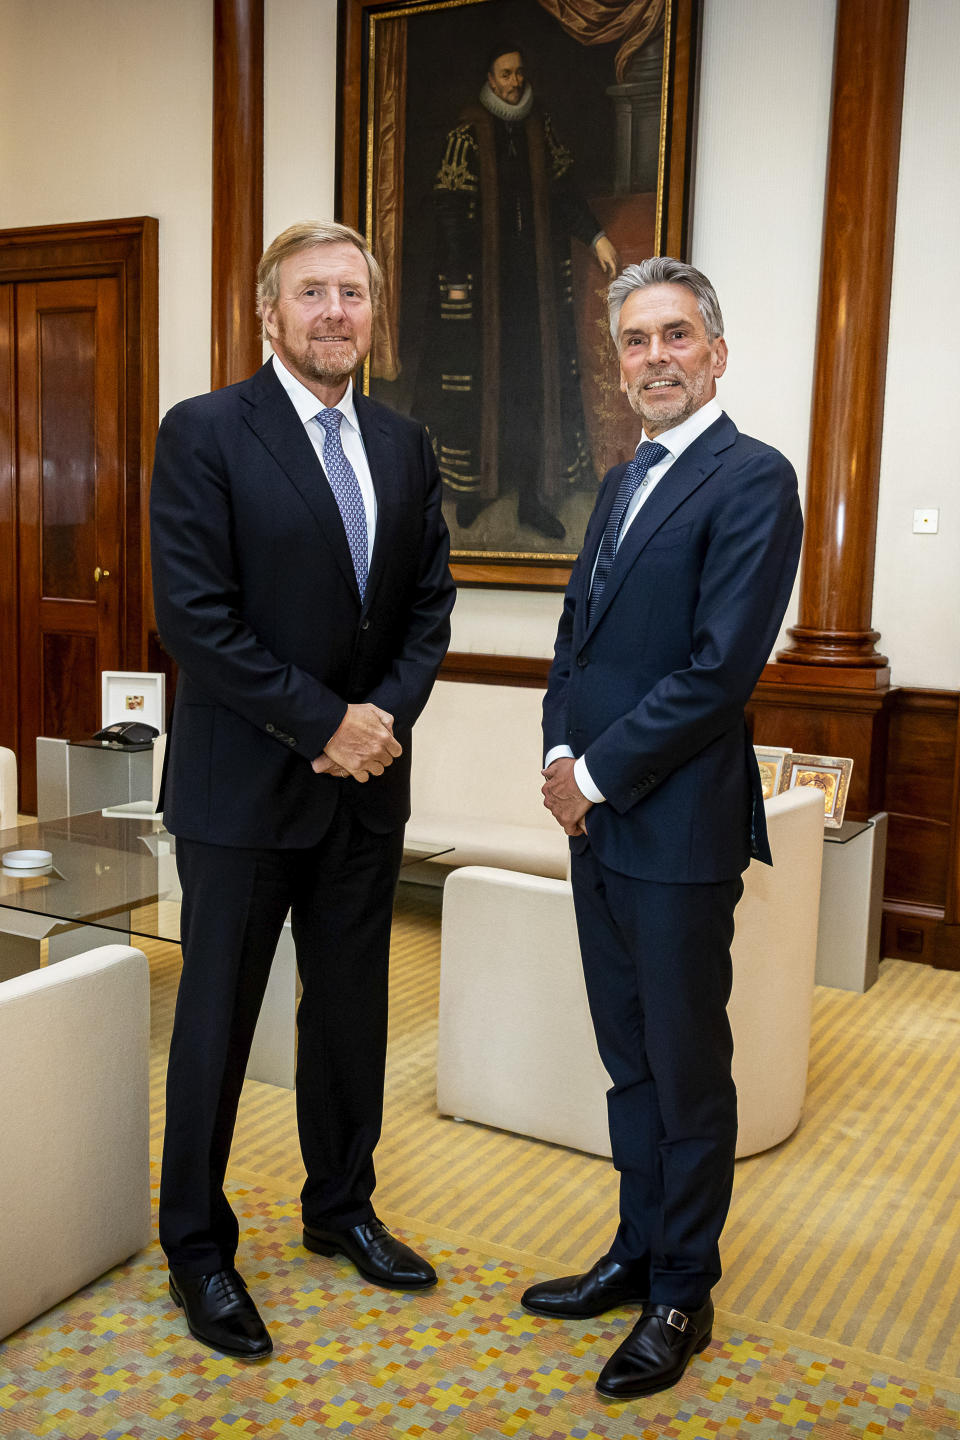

left=522, top=258, right=802, bottom=1398
left=150, top=222, right=454, bottom=1358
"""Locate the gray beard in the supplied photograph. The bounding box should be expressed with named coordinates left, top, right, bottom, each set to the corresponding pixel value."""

left=625, top=372, right=709, bottom=434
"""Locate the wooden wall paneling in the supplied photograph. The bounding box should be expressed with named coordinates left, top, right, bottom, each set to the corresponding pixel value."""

left=778, top=0, right=909, bottom=671
left=879, top=689, right=960, bottom=970
left=440, top=652, right=551, bottom=688
left=883, top=691, right=955, bottom=904
left=747, top=680, right=891, bottom=820
left=211, top=0, right=264, bottom=391
left=947, top=711, right=960, bottom=928
left=0, top=285, right=15, bottom=759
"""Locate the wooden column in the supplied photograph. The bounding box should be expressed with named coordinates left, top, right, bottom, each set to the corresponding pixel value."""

left=775, top=0, right=909, bottom=673
left=211, top=0, right=264, bottom=390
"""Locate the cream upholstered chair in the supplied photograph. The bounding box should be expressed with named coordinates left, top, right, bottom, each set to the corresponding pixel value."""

left=0, top=944, right=152, bottom=1340
left=437, top=786, right=825, bottom=1160
left=407, top=681, right=568, bottom=878
left=0, top=746, right=17, bottom=828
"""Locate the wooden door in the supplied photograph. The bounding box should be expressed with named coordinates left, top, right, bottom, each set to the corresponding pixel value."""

left=0, top=219, right=158, bottom=817
left=15, top=276, right=124, bottom=811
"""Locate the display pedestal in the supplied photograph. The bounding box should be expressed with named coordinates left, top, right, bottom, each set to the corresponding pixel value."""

left=36, top=738, right=154, bottom=821
left=815, top=813, right=888, bottom=992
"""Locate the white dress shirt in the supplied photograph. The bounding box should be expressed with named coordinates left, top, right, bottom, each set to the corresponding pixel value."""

left=546, top=398, right=725, bottom=803
left=272, top=353, right=377, bottom=567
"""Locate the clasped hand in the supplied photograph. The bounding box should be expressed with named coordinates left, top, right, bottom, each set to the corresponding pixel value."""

left=542, top=757, right=592, bottom=836
left=311, top=703, right=401, bottom=783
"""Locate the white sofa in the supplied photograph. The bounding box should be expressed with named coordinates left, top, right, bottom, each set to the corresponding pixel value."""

left=437, top=786, right=825, bottom=1160
left=0, top=944, right=152, bottom=1340
left=407, top=680, right=568, bottom=879
left=0, top=745, right=17, bottom=829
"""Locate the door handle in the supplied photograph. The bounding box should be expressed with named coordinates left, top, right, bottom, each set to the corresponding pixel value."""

left=94, top=566, right=111, bottom=583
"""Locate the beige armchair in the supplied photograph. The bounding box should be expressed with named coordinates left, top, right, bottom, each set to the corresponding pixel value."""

left=437, top=787, right=825, bottom=1161
left=0, top=944, right=152, bottom=1340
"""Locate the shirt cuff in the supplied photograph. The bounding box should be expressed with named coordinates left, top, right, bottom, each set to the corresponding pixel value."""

left=574, top=755, right=606, bottom=804
left=544, top=744, right=575, bottom=769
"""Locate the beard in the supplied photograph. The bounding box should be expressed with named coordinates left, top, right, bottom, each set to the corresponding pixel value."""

left=624, top=367, right=711, bottom=435
left=276, top=321, right=360, bottom=386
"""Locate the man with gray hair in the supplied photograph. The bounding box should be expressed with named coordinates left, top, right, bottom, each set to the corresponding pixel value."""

left=151, top=221, right=454, bottom=1357
left=524, top=258, right=802, bottom=1398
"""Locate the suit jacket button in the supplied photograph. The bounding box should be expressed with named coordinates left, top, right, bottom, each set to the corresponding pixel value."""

left=576, top=655, right=588, bottom=668
left=266, top=723, right=275, bottom=733
left=360, top=619, right=370, bottom=631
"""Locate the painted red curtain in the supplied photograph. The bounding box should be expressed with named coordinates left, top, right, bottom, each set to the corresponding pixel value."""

left=535, top=0, right=665, bottom=82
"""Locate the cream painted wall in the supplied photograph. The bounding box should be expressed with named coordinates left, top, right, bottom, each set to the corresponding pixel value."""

left=264, top=0, right=339, bottom=266
left=691, top=0, right=835, bottom=661
left=0, top=0, right=212, bottom=417
left=873, top=0, right=960, bottom=690
left=450, top=0, right=836, bottom=660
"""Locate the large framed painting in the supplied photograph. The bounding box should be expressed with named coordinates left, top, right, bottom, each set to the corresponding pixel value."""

left=339, top=0, right=701, bottom=587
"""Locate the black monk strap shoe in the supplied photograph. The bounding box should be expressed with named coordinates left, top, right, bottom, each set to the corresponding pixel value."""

left=520, top=1254, right=648, bottom=1318
left=303, top=1216, right=437, bottom=1290
left=168, top=1266, right=272, bottom=1359
left=595, top=1297, right=714, bottom=1398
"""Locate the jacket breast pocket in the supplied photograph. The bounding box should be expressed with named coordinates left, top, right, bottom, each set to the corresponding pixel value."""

left=643, top=522, right=692, bottom=552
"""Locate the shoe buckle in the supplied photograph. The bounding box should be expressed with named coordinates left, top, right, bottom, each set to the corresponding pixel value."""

left=666, top=1308, right=689, bottom=1332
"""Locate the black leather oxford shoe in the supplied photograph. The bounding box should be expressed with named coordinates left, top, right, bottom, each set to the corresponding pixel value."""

left=168, top=1267, right=272, bottom=1359
left=520, top=1254, right=648, bottom=1318
left=303, top=1217, right=437, bottom=1289
left=595, top=1297, right=714, bottom=1398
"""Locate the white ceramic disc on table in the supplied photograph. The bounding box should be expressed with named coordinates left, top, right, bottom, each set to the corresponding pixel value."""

left=1, top=849, right=53, bottom=869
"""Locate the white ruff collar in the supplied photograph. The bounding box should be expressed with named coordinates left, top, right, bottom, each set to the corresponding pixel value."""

left=480, top=81, right=534, bottom=123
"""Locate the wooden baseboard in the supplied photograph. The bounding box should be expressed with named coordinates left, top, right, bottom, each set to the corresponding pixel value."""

left=440, top=652, right=550, bottom=687
left=882, top=903, right=960, bottom=970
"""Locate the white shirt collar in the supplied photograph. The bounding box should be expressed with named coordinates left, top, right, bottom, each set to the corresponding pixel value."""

left=271, top=352, right=360, bottom=433
left=641, top=396, right=723, bottom=460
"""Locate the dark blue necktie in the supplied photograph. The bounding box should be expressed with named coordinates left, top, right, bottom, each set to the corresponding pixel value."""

left=314, top=408, right=368, bottom=598
left=587, top=441, right=669, bottom=624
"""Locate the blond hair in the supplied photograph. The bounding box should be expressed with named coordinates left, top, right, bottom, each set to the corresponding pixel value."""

left=256, top=221, right=383, bottom=333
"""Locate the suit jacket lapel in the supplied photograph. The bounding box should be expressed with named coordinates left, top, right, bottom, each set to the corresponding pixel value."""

left=353, top=390, right=400, bottom=614
left=242, top=362, right=359, bottom=598
left=583, top=414, right=736, bottom=641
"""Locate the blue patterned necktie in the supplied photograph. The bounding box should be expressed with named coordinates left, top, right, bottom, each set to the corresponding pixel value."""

left=314, top=408, right=368, bottom=598
left=587, top=440, right=669, bottom=625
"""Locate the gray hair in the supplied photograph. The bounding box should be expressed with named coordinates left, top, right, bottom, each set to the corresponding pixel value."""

left=608, top=257, right=724, bottom=344
left=256, top=220, right=383, bottom=334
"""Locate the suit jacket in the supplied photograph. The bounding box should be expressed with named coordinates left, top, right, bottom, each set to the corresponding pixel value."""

left=150, top=361, right=455, bottom=848
left=542, top=413, right=803, bottom=884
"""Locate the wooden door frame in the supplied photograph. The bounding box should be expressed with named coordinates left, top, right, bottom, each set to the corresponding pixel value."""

left=0, top=217, right=158, bottom=769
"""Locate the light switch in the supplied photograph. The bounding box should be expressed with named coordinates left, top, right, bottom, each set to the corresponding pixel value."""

left=913, top=508, right=939, bottom=534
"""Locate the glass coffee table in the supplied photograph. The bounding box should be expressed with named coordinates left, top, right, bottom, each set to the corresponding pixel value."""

left=0, top=810, right=450, bottom=1087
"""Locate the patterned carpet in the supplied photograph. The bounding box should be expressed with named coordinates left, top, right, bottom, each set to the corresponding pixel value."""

left=1, top=1178, right=959, bottom=1440
left=133, top=885, right=960, bottom=1378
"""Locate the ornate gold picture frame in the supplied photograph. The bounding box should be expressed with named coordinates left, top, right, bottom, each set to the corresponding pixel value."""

left=338, top=0, right=702, bottom=588
left=780, top=753, right=855, bottom=829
